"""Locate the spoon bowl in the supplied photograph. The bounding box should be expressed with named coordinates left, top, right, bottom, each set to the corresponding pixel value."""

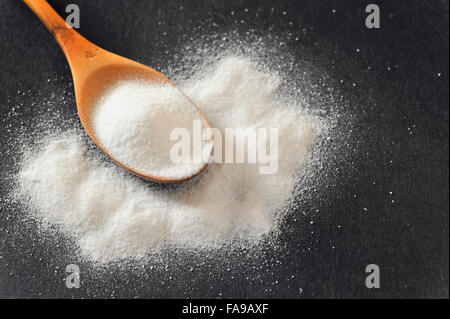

left=23, top=0, right=211, bottom=183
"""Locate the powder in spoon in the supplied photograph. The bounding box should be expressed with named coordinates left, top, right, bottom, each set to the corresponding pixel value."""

left=15, top=56, right=319, bottom=264
left=92, top=82, right=208, bottom=178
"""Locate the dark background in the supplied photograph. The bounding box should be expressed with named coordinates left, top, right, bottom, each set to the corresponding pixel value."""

left=0, top=0, right=448, bottom=298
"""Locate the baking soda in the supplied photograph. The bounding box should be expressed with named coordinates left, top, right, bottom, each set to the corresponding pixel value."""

left=92, top=82, right=209, bottom=178
left=16, top=56, right=318, bottom=264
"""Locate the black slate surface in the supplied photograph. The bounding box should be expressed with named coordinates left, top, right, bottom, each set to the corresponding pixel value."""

left=0, top=0, right=448, bottom=298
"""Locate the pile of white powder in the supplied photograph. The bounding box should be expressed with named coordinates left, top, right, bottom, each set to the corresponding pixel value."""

left=16, top=56, right=317, bottom=264
left=92, top=82, right=209, bottom=179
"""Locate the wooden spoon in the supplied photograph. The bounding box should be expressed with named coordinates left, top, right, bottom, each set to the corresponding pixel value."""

left=23, top=0, right=211, bottom=183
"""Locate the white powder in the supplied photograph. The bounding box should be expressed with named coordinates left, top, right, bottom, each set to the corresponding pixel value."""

left=92, top=82, right=207, bottom=178
left=16, top=56, right=317, bottom=264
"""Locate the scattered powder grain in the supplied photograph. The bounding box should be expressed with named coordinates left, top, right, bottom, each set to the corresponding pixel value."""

left=16, top=56, right=317, bottom=264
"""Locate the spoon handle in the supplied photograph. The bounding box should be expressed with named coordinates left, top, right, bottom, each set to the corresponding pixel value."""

left=23, top=0, right=107, bottom=78
left=23, top=0, right=82, bottom=50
